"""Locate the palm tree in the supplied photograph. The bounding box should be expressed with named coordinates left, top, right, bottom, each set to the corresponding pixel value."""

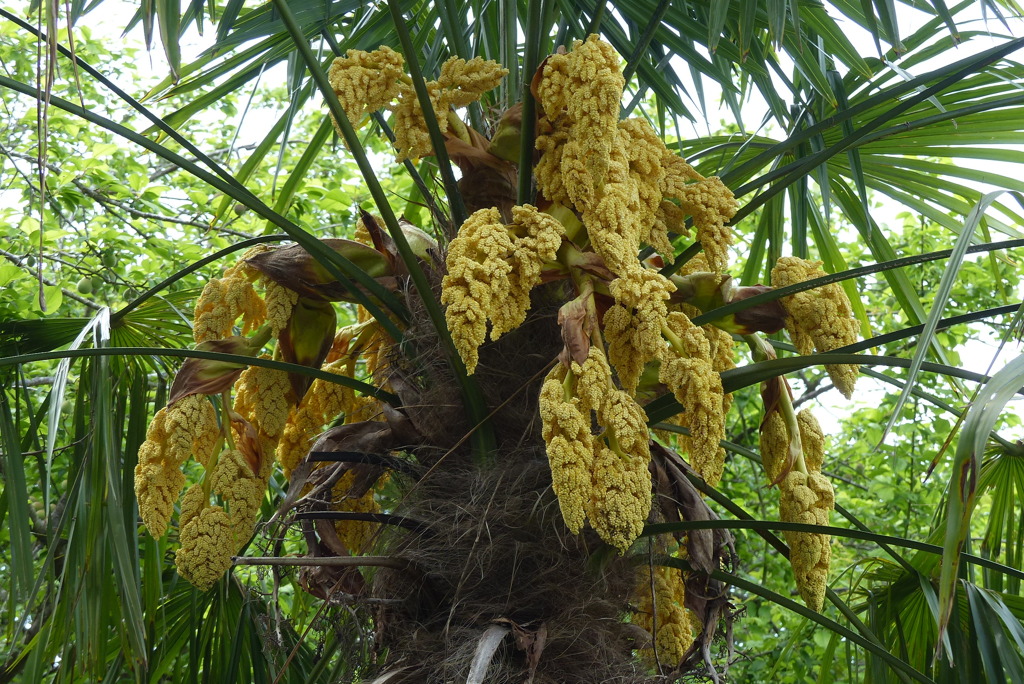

left=2, top=1, right=1024, bottom=681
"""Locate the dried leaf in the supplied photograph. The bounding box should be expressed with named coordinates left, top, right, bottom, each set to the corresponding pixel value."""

left=572, top=252, right=615, bottom=281
left=230, top=413, right=263, bottom=475
left=650, top=442, right=716, bottom=574
left=521, top=621, right=547, bottom=684
left=491, top=618, right=547, bottom=684
left=267, top=458, right=317, bottom=525
left=298, top=519, right=366, bottom=597
left=557, top=297, right=592, bottom=366
left=680, top=571, right=731, bottom=679
left=315, top=517, right=352, bottom=557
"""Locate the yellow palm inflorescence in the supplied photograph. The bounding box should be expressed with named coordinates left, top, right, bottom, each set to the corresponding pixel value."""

left=434, top=35, right=744, bottom=554
left=538, top=347, right=654, bottom=553
left=760, top=402, right=835, bottom=612
left=331, top=470, right=388, bottom=554
left=658, top=313, right=726, bottom=486
left=586, top=442, right=651, bottom=553
left=134, top=394, right=219, bottom=539
left=442, top=205, right=564, bottom=373
left=135, top=244, right=380, bottom=590
left=771, top=257, right=859, bottom=398
left=233, top=360, right=292, bottom=441
left=175, top=484, right=236, bottom=592
left=634, top=564, right=694, bottom=668
left=328, top=47, right=507, bottom=162
left=779, top=469, right=834, bottom=612
left=277, top=358, right=364, bottom=477
left=758, top=410, right=790, bottom=485
left=326, top=46, right=406, bottom=125
left=539, top=365, right=595, bottom=535
left=192, top=261, right=266, bottom=344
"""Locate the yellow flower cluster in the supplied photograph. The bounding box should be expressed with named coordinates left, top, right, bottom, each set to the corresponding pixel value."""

left=758, top=410, right=789, bottom=484
left=442, top=205, right=564, bottom=373
left=799, top=409, right=825, bottom=472
left=601, top=305, right=645, bottom=396
left=588, top=443, right=651, bottom=553
left=780, top=469, right=834, bottom=612
left=331, top=470, right=388, bottom=554
left=210, top=445, right=272, bottom=547
left=437, top=57, right=508, bottom=104
left=536, top=36, right=624, bottom=211
left=604, top=267, right=675, bottom=393
left=233, top=360, right=293, bottom=442
left=134, top=395, right=220, bottom=538
left=328, top=47, right=507, bottom=161
left=761, top=405, right=833, bottom=611
left=527, top=35, right=737, bottom=494
left=192, top=265, right=265, bottom=343
left=534, top=37, right=736, bottom=275
left=264, top=279, right=299, bottom=338
left=389, top=81, right=446, bottom=163
left=327, top=46, right=406, bottom=125
left=672, top=253, right=736, bottom=413
left=665, top=171, right=737, bottom=274
left=540, top=354, right=653, bottom=553
left=771, top=257, right=859, bottom=398
left=193, top=248, right=300, bottom=345
left=634, top=565, right=693, bottom=668
left=657, top=313, right=727, bottom=486
left=706, top=324, right=736, bottom=413
left=618, top=118, right=672, bottom=261
left=138, top=238, right=395, bottom=589
left=174, top=423, right=274, bottom=591
left=175, top=483, right=235, bottom=592
left=539, top=365, right=595, bottom=534
left=277, top=359, right=369, bottom=476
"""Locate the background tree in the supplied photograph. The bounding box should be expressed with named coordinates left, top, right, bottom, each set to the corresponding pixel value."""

left=2, top=1, right=1024, bottom=682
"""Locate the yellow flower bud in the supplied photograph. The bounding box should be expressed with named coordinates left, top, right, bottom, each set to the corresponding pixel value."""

left=658, top=314, right=726, bottom=486
left=233, top=359, right=293, bottom=442
left=798, top=409, right=825, bottom=473
left=193, top=268, right=265, bottom=344
left=134, top=395, right=220, bottom=538
left=442, top=205, right=564, bottom=373
left=759, top=410, right=790, bottom=485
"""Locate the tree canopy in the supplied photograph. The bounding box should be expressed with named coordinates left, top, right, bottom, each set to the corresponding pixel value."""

left=2, top=1, right=1024, bottom=682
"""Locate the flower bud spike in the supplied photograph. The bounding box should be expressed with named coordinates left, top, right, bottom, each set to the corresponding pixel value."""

left=245, top=239, right=393, bottom=302
left=167, top=327, right=272, bottom=405
left=278, top=298, right=338, bottom=400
